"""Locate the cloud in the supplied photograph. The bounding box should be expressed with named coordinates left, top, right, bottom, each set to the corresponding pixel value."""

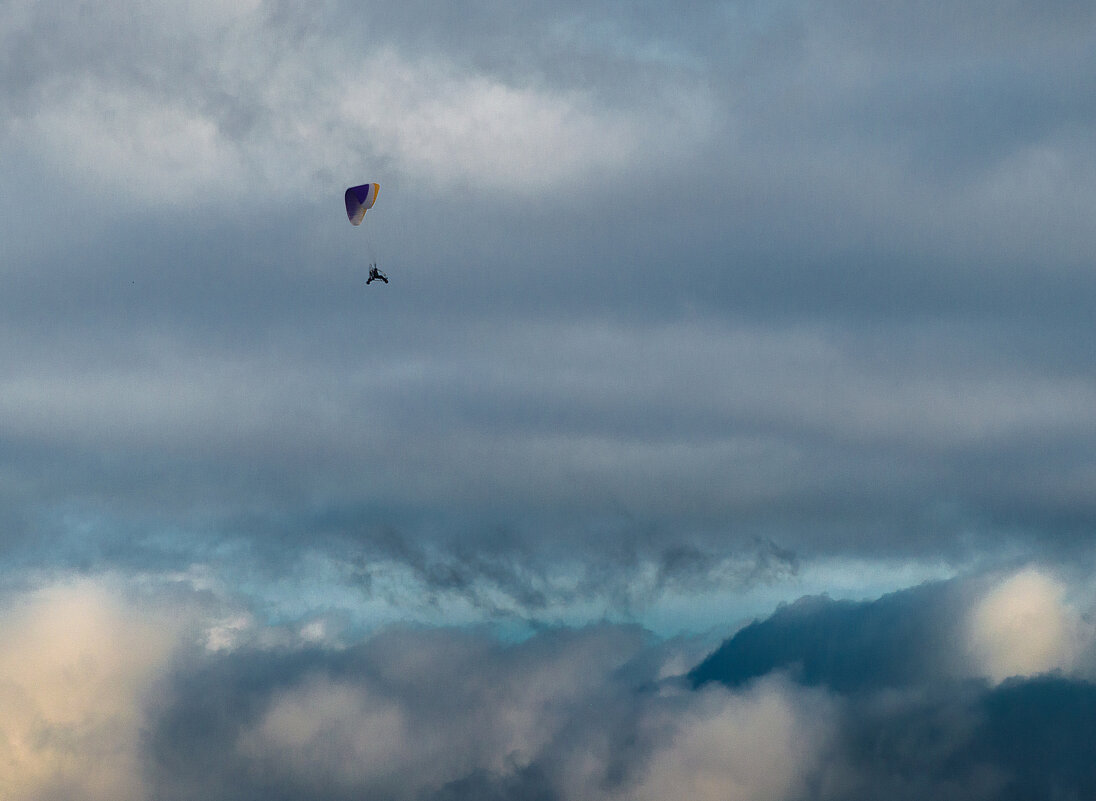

left=15, top=83, right=245, bottom=205
left=5, top=0, right=1096, bottom=577
left=147, top=617, right=841, bottom=801
left=4, top=0, right=715, bottom=210
left=621, top=680, right=834, bottom=801
left=0, top=578, right=178, bottom=801
left=238, top=676, right=411, bottom=791
left=143, top=567, right=1096, bottom=801
left=7, top=0, right=1096, bottom=796
left=967, top=567, right=1084, bottom=683
left=150, top=623, right=665, bottom=800
left=339, top=49, right=714, bottom=194
left=2, top=569, right=1095, bottom=801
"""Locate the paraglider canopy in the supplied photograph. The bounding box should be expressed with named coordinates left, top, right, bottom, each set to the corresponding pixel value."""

left=345, top=183, right=380, bottom=225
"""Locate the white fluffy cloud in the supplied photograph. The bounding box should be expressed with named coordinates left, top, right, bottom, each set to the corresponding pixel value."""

left=235, top=625, right=651, bottom=797
left=222, top=622, right=842, bottom=801
left=967, top=568, right=1087, bottom=683
left=620, top=680, right=834, bottom=801
left=0, top=579, right=178, bottom=801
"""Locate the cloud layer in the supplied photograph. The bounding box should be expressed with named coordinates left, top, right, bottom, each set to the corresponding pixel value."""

left=3, top=568, right=1095, bottom=801
left=5, top=0, right=1096, bottom=594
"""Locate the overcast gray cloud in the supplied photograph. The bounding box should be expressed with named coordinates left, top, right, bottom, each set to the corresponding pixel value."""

left=6, top=0, right=1096, bottom=612
left=4, top=0, right=1096, bottom=794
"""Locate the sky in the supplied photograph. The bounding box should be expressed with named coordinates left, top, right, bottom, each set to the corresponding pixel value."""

left=2, top=0, right=1096, bottom=798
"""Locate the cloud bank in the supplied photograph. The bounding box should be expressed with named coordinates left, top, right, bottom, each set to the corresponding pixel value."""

left=3, top=568, right=1095, bottom=801
left=4, top=0, right=1096, bottom=591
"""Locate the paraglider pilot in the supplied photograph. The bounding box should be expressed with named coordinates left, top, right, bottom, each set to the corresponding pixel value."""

left=366, top=264, right=388, bottom=284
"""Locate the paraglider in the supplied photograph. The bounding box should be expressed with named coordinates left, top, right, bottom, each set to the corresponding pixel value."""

left=345, top=182, right=386, bottom=285
left=345, top=182, right=379, bottom=225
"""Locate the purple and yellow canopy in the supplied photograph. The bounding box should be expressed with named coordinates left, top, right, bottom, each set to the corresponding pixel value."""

left=345, top=183, right=380, bottom=225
